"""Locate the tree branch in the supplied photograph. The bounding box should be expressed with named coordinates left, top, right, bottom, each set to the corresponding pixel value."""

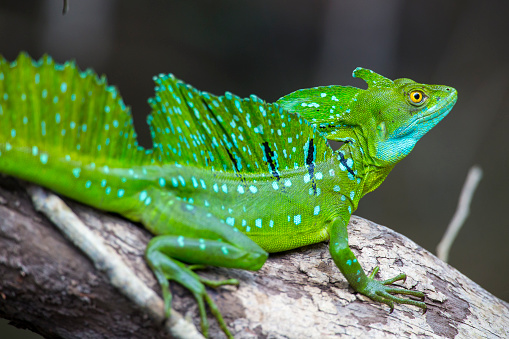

left=0, top=175, right=507, bottom=338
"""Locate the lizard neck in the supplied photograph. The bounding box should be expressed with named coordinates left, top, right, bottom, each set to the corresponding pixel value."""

left=337, top=134, right=395, bottom=201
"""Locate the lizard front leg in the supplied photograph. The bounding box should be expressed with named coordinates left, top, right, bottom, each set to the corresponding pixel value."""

left=328, top=216, right=426, bottom=312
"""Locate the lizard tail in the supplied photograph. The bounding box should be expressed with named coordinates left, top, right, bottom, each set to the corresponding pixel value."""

left=0, top=53, right=146, bottom=165
left=0, top=53, right=148, bottom=177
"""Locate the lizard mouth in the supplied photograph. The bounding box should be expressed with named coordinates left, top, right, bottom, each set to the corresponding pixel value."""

left=397, top=89, right=458, bottom=137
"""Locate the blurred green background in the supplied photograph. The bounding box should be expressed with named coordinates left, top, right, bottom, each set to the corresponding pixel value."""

left=1, top=0, right=508, bottom=337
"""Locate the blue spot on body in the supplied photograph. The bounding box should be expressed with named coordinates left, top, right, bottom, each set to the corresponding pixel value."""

left=139, top=191, right=148, bottom=201
left=294, top=215, right=301, bottom=225
left=171, top=177, right=178, bottom=187
left=199, top=238, right=206, bottom=250
left=226, top=217, right=235, bottom=226
left=40, top=153, right=48, bottom=164
left=177, top=236, right=185, bottom=247
left=72, top=168, right=81, bottom=178
left=191, top=177, right=198, bottom=188
left=159, top=177, right=166, bottom=187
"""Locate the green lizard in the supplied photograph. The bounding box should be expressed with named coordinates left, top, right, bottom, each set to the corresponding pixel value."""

left=0, top=53, right=457, bottom=337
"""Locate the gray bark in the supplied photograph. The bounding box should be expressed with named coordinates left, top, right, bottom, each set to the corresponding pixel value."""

left=0, top=175, right=507, bottom=338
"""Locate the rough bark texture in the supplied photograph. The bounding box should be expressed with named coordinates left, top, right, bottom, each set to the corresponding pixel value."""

left=0, top=175, right=508, bottom=338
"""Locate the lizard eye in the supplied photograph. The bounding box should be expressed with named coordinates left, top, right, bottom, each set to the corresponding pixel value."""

left=409, top=90, right=425, bottom=104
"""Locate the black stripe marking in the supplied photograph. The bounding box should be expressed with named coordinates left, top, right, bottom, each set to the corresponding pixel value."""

left=339, top=151, right=355, bottom=176
left=225, top=148, right=240, bottom=172
left=305, top=139, right=317, bottom=194
left=262, top=141, right=280, bottom=181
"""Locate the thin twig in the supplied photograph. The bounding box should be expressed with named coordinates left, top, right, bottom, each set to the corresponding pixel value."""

left=62, top=0, right=69, bottom=15
left=437, top=165, right=483, bottom=262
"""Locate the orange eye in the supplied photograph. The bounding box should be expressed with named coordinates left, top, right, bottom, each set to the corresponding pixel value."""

left=409, top=90, right=425, bottom=104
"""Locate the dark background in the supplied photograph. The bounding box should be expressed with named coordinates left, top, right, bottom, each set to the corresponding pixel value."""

left=1, top=1, right=508, bottom=337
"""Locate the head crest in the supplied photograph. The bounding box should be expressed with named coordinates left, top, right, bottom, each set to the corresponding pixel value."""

left=352, top=67, right=393, bottom=88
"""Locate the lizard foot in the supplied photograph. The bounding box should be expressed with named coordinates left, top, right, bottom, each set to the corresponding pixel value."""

left=147, top=251, right=236, bottom=338
left=362, top=266, right=426, bottom=313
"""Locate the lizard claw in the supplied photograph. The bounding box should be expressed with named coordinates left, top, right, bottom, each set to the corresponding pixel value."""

left=362, top=269, right=427, bottom=312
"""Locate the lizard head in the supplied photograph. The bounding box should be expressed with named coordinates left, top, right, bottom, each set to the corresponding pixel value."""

left=277, top=68, right=457, bottom=166
left=353, top=68, right=458, bottom=165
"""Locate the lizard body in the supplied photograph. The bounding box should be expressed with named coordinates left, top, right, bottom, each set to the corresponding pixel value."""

left=0, top=53, right=457, bottom=337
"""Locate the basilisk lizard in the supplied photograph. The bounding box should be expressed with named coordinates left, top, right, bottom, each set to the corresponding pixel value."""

left=0, top=53, right=457, bottom=337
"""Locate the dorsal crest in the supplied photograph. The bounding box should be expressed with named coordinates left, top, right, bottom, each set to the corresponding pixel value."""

left=147, top=74, right=333, bottom=174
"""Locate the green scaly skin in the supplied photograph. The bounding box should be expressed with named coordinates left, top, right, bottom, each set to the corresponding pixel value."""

left=0, top=53, right=457, bottom=338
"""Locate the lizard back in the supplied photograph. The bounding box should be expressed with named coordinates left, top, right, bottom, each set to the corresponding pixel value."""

left=0, top=53, right=345, bottom=240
